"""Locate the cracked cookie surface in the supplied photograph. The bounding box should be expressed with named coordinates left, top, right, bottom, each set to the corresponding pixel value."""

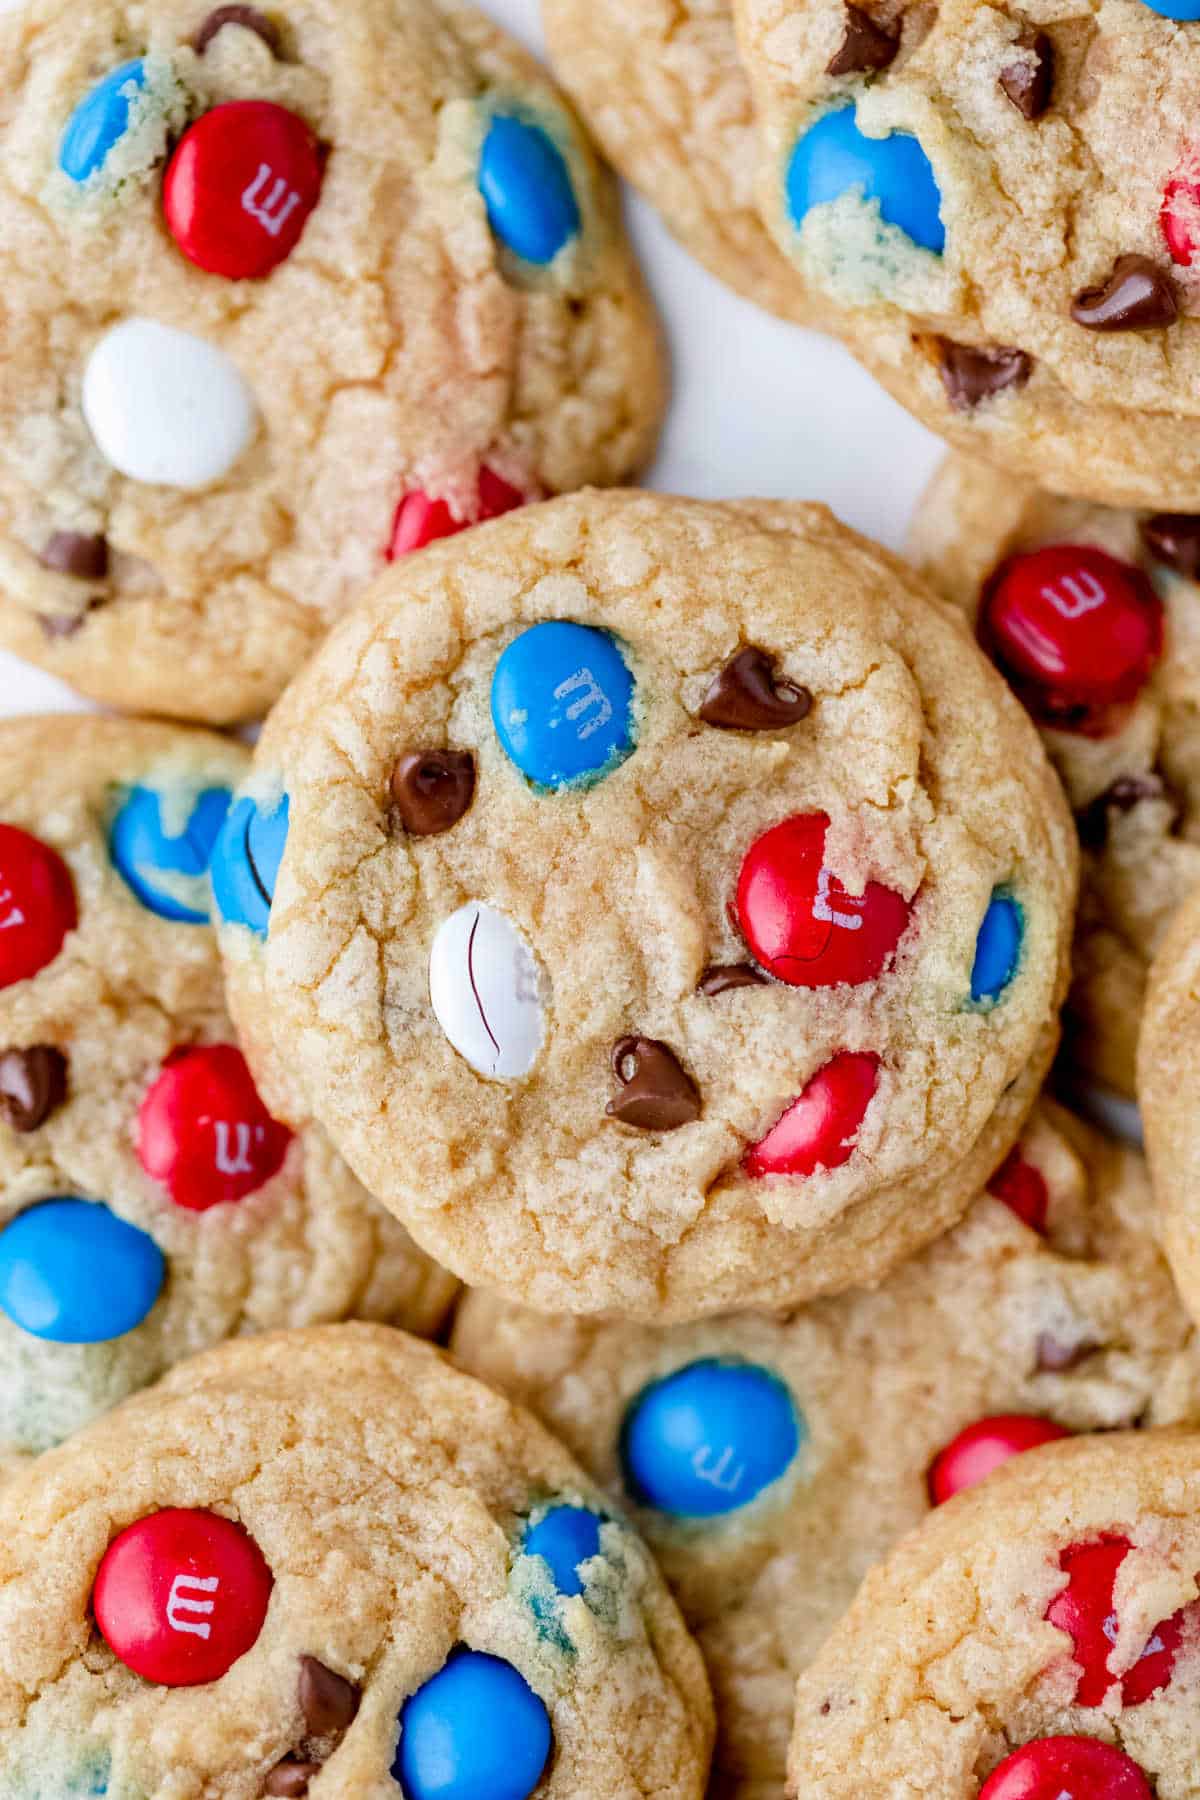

left=0, top=716, right=456, bottom=1467
left=1140, top=883, right=1200, bottom=1336
left=216, top=490, right=1077, bottom=1320
left=0, top=0, right=663, bottom=723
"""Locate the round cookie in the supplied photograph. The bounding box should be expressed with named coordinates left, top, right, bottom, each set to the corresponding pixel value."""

left=541, top=0, right=814, bottom=322
left=453, top=1102, right=1200, bottom=1799
left=735, top=0, right=1200, bottom=509
left=1139, top=882, right=1200, bottom=1333
left=0, top=1322, right=714, bottom=1798
left=0, top=716, right=457, bottom=1464
left=785, top=1430, right=1200, bottom=1797
left=214, top=490, right=1078, bottom=1319
left=909, top=451, right=1200, bottom=1099
left=0, top=0, right=663, bottom=725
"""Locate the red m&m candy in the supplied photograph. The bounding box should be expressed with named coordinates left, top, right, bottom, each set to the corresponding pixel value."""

left=163, top=101, right=324, bottom=280
left=1047, top=1536, right=1192, bottom=1707
left=744, top=1051, right=879, bottom=1179
left=979, top=1737, right=1152, bottom=1800
left=979, top=546, right=1163, bottom=736
left=389, top=466, right=526, bottom=559
left=987, top=1149, right=1049, bottom=1235
left=0, top=824, right=77, bottom=990
left=1163, top=152, right=1200, bottom=266
left=928, top=1415, right=1071, bottom=1505
left=93, top=1507, right=273, bottom=1686
left=136, top=1044, right=292, bottom=1212
left=735, top=813, right=911, bottom=988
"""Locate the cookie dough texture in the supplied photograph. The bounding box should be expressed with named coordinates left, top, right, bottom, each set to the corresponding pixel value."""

left=0, top=1323, right=714, bottom=1798
left=911, top=451, right=1200, bottom=1098
left=453, top=1103, right=1200, bottom=1799
left=221, top=490, right=1078, bottom=1320
left=786, top=1431, right=1200, bottom=1797
left=541, top=0, right=813, bottom=321
left=1140, top=884, right=1200, bottom=1334
left=0, top=0, right=663, bottom=724
left=0, top=717, right=456, bottom=1464
left=735, top=0, right=1200, bottom=508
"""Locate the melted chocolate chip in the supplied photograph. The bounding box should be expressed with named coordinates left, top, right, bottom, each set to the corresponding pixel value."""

left=192, top=3, right=282, bottom=54
left=698, top=963, right=770, bottom=996
left=1036, top=1332, right=1098, bottom=1373
left=38, top=531, right=108, bottom=581
left=1075, top=773, right=1171, bottom=848
left=999, top=29, right=1054, bottom=120
left=389, top=750, right=476, bottom=837
left=933, top=338, right=1033, bottom=411
left=263, top=1762, right=320, bottom=1798
left=699, top=648, right=812, bottom=731
left=1071, top=255, right=1179, bottom=332
left=298, top=1657, right=361, bottom=1737
left=0, top=1046, right=67, bottom=1132
left=826, top=3, right=900, bottom=75
left=1140, top=512, right=1200, bottom=580
left=607, top=1037, right=701, bottom=1132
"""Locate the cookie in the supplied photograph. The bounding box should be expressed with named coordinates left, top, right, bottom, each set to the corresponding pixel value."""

left=0, top=1321, right=714, bottom=1798
left=1138, top=881, right=1200, bottom=1331
left=0, top=0, right=663, bottom=725
left=0, top=716, right=457, bottom=1464
left=213, top=490, right=1077, bottom=1319
left=786, top=1429, right=1200, bottom=1797
left=909, top=451, right=1200, bottom=1099
left=541, top=0, right=812, bottom=322
left=735, top=0, right=1200, bottom=509
left=452, top=1101, right=1200, bottom=1798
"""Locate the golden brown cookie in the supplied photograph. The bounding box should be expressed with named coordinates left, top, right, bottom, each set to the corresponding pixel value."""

left=1139, top=882, right=1200, bottom=1336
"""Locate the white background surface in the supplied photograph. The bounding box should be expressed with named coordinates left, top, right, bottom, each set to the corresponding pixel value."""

left=0, top=0, right=947, bottom=719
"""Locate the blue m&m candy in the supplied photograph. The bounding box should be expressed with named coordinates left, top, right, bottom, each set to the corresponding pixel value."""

left=491, top=621, right=636, bottom=791
left=394, top=1649, right=552, bottom=1800
left=478, top=114, right=581, bottom=265
left=109, top=784, right=232, bottom=924
left=621, top=1359, right=802, bottom=1519
left=59, top=60, right=147, bottom=184
left=1139, top=0, right=1200, bottom=15
left=786, top=103, right=945, bottom=255
left=523, top=1505, right=603, bottom=1597
left=0, top=1198, right=164, bottom=1344
left=210, top=793, right=290, bottom=938
left=971, top=890, right=1023, bottom=1005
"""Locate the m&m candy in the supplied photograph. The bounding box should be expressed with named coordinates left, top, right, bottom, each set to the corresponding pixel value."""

left=522, top=1505, right=604, bottom=1597
left=491, top=621, right=636, bottom=791
left=1047, top=1536, right=1191, bottom=1707
left=108, top=784, right=232, bottom=923
left=744, top=1051, right=880, bottom=1179
left=394, top=1650, right=552, bottom=1800
left=928, top=1414, right=1071, bottom=1504
left=163, top=101, right=324, bottom=280
left=428, top=902, right=545, bottom=1080
left=786, top=104, right=945, bottom=254
left=621, top=1359, right=802, bottom=1518
left=59, top=60, right=148, bottom=184
left=136, top=1044, right=292, bottom=1212
left=210, top=793, right=290, bottom=938
left=389, top=467, right=526, bottom=559
left=979, top=1737, right=1152, bottom=1800
left=987, top=1150, right=1050, bottom=1235
left=0, top=1198, right=164, bottom=1343
left=971, top=891, right=1023, bottom=1004
left=0, top=824, right=77, bottom=988
left=478, top=114, right=581, bottom=265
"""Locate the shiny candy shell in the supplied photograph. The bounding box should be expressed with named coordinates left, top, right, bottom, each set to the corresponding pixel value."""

left=621, top=1359, right=802, bottom=1518
left=478, top=114, right=581, bottom=265
left=210, top=793, right=290, bottom=938
left=0, top=1198, right=164, bottom=1343
left=927, top=1414, right=1071, bottom=1505
left=1046, top=1536, right=1190, bottom=1707
left=979, top=1738, right=1153, bottom=1800
left=429, top=902, right=544, bottom=1080
left=108, top=784, right=232, bottom=923
left=1140, top=0, right=1200, bottom=14
left=93, top=1508, right=273, bottom=1686
left=786, top=103, right=945, bottom=255
left=59, top=59, right=146, bottom=183
left=987, top=1150, right=1049, bottom=1234
left=163, top=101, right=324, bottom=280
left=137, top=1044, right=292, bottom=1212
left=394, top=1650, right=552, bottom=1800
left=82, top=318, right=257, bottom=489
left=0, top=824, right=77, bottom=988
left=491, top=620, right=636, bottom=790
left=971, top=890, right=1023, bottom=1004
left=389, top=467, right=526, bottom=558
left=744, top=1051, right=879, bottom=1179
left=522, top=1505, right=603, bottom=1597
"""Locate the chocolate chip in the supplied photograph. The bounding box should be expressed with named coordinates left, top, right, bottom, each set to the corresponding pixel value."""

left=999, top=29, right=1054, bottom=120
left=0, top=1047, right=68, bottom=1132
left=263, top=1762, right=320, bottom=1798
left=298, top=1657, right=361, bottom=1737
left=193, top=4, right=282, bottom=54
left=826, top=4, right=900, bottom=74
left=607, top=1037, right=701, bottom=1132
left=38, top=531, right=108, bottom=581
left=1075, top=773, right=1170, bottom=848
left=1071, top=255, right=1179, bottom=332
left=1140, top=512, right=1200, bottom=580
left=698, top=963, right=770, bottom=996
left=932, top=339, right=1033, bottom=411
left=389, top=751, right=476, bottom=837
left=1036, top=1332, right=1098, bottom=1373
left=699, top=648, right=812, bottom=731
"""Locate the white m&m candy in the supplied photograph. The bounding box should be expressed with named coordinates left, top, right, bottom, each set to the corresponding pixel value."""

left=429, top=902, right=545, bottom=1080
left=82, top=318, right=256, bottom=489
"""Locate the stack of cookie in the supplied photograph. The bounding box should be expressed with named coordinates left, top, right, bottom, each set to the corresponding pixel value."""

left=4, top=1, right=1200, bottom=1798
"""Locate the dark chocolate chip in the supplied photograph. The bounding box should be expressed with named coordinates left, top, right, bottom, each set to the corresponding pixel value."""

left=297, top=1656, right=361, bottom=1737
left=699, top=647, right=812, bottom=731
left=1140, top=512, right=1200, bottom=580
left=698, top=963, right=770, bottom=996
left=826, top=4, right=900, bottom=75
left=1071, top=255, right=1179, bottom=332
left=0, top=1046, right=68, bottom=1132
left=1075, top=773, right=1170, bottom=848
left=192, top=4, right=282, bottom=55
left=389, top=750, right=476, bottom=837
left=1036, top=1332, right=1098, bottom=1373
left=607, top=1037, right=701, bottom=1132
left=999, top=29, right=1054, bottom=120
left=38, top=531, right=108, bottom=581
left=933, top=338, right=1033, bottom=411
left=263, top=1762, right=321, bottom=1798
